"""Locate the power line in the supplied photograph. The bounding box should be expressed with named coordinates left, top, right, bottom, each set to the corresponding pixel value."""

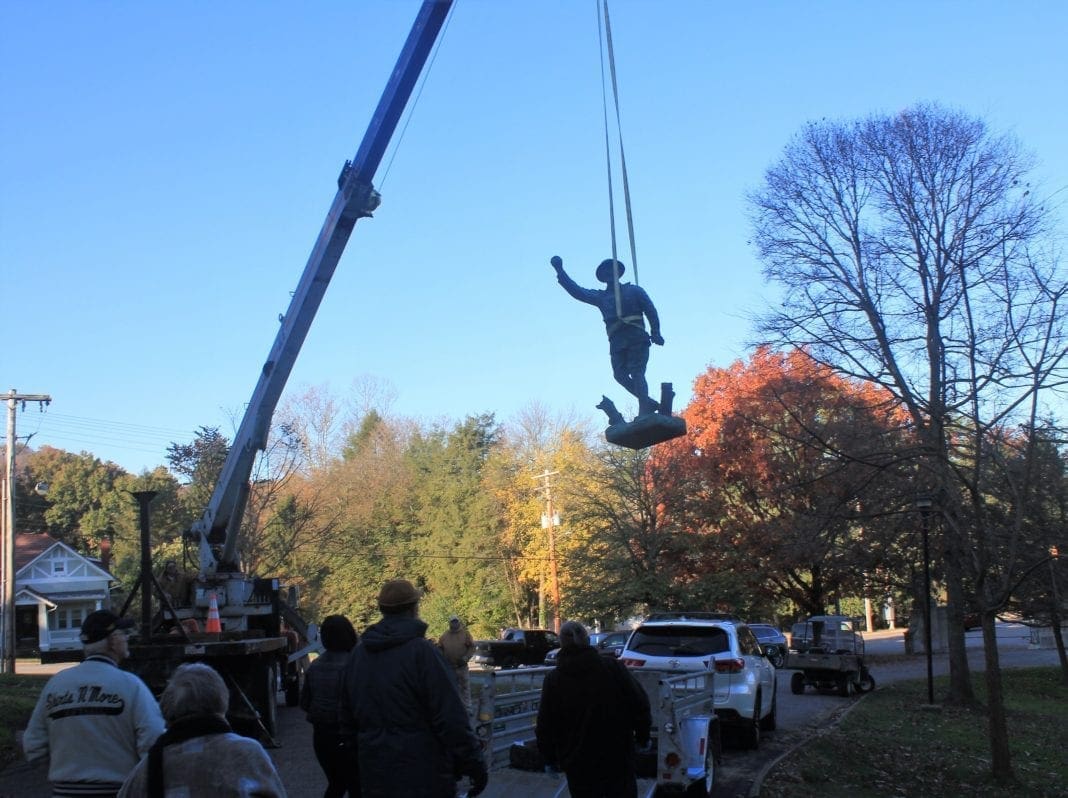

left=18, top=412, right=201, bottom=465
left=325, top=547, right=550, bottom=564
left=29, top=412, right=192, bottom=437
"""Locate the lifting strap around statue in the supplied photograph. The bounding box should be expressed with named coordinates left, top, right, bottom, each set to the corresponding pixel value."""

left=598, top=0, right=642, bottom=330
left=592, top=2, right=688, bottom=450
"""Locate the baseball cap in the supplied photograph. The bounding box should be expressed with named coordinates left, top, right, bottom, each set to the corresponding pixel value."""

left=80, top=610, right=135, bottom=644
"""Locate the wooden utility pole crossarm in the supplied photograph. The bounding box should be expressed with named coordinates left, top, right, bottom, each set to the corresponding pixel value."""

left=2, top=389, right=52, bottom=673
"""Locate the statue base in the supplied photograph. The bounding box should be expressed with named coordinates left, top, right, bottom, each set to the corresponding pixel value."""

left=605, top=413, right=687, bottom=449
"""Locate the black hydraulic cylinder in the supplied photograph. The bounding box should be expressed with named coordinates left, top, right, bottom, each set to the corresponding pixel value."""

left=133, top=491, right=158, bottom=640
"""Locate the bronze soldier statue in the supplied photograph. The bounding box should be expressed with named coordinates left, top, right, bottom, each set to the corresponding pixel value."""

left=551, top=255, right=664, bottom=416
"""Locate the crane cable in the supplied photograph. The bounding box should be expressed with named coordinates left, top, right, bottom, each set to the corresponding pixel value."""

left=597, top=0, right=640, bottom=323
left=377, top=0, right=458, bottom=193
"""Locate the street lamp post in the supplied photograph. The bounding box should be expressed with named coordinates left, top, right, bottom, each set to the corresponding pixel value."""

left=915, top=494, right=935, bottom=704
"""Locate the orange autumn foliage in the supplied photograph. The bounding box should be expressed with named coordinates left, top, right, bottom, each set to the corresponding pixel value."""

left=652, top=347, right=907, bottom=614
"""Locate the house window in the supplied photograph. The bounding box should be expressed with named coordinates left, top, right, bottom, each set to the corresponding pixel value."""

left=51, top=560, right=66, bottom=576
left=47, top=606, right=89, bottom=631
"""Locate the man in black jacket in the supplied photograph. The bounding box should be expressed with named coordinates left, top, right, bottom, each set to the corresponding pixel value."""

left=536, top=621, right=652, bottom=798
left=339, top=579, right=487, bottom=798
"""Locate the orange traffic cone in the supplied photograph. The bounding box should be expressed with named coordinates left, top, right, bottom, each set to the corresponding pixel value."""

left=205, top=592, right=222, bottom=634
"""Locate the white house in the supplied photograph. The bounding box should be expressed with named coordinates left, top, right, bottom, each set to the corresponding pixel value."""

left=14, top=533, right=117, bottom=655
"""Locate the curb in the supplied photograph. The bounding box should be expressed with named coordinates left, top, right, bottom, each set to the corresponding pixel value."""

left=746, top=689, right=875, bottom=798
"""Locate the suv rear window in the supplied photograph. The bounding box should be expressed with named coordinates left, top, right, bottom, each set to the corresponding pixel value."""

left=627, top=625, right=729, bottom=657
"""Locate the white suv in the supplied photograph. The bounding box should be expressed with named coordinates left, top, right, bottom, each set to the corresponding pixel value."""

left=619, top=613, right=777, bottom=748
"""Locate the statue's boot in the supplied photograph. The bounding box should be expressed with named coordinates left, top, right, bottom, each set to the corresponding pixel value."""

left=638, top=396, right=660, bottom=416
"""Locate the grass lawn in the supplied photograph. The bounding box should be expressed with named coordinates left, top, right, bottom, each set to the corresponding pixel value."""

left=0, top=673, right=49, bottom=771
left=760, top=667, right=1068, bottom=798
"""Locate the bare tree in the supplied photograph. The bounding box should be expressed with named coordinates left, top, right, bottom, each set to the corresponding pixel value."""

left=237, top=422, right=342, bottom=576
left=749, top=103, right=1068, bottom=782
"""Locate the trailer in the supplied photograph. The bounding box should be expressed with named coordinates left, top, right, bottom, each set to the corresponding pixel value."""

left=632, top=669, right=720, bottom=797
left=119, top=0, right=454, bottom=742
left=470, top=666, right=719, bottom=797
left=785, top=615, right=875, bottom=698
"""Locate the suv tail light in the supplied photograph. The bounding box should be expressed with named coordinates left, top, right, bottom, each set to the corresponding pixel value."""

left=621, top=657, right=646, bottom=667
left=714, top=658, right=745, bottom=674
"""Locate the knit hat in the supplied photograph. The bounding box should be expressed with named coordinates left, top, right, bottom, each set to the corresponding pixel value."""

left=559, top=620, right=590, bottom=649
left=377, top=579, right=421, bottom=608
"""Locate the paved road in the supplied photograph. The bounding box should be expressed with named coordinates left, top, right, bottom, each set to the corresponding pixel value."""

left=2, top=623, right=1058, bottom=798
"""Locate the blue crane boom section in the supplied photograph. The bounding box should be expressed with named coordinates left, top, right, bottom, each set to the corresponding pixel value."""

left=190, top=0, right=453, bottom=573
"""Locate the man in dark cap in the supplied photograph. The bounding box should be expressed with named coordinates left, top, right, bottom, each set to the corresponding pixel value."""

left=536, top=620, right=651, bottom=798
left=551, top=254, right=664, bottom=416
left=23, top=610, right=165, bottom=798
left=437, top=615, right=475, bottom=712
left=339, top=579, right=488, bottom=797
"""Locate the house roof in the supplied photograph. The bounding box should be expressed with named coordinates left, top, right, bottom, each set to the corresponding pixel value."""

left=24, top=588, right=105, bottom=602
left=14, top=533, right=58, bottom=570
left=14, top=533, right=116, bottom=580
left=15, top=586, right=58, bottom=608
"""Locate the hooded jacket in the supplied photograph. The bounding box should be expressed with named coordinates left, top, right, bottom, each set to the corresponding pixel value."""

left=339, top=614, right=484, bottom=798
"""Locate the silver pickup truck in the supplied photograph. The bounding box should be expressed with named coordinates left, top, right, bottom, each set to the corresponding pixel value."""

left=787, top=615, right=875, bottom=697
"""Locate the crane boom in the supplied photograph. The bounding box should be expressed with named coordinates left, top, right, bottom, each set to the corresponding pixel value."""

left=189, top=0, right=453, bottom=574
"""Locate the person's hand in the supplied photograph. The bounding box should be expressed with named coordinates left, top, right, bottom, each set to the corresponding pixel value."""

left=550, top=255, right=563, bottom=270
left=651, top=333, right=665, bottom=346
left=466, top=763, right=489, bottom=797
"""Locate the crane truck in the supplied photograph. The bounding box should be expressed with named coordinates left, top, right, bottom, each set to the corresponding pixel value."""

left=121, top=0, right=454, bottom=742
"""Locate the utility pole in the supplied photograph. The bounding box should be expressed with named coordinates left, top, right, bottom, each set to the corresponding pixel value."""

left=535, top=470, right=561, bottom=633
left=2, top=389, right=52, bottom=674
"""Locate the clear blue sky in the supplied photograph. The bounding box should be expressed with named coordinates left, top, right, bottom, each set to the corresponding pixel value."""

left=3, top=1, right=1066, bottom=474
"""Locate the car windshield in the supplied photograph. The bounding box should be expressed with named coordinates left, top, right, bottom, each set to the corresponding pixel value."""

left=750, top=625, right=780, bottom=640
left=628, top=625, right=729, bottom=657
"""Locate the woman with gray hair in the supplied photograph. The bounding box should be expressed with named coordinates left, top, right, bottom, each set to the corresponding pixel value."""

left=118, top=663, right=287, bottom=797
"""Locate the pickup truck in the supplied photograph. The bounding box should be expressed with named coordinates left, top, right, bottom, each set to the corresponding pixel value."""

left=470, top=628, right=560, bottom=669
left=786, top=615, right=875, bottom=696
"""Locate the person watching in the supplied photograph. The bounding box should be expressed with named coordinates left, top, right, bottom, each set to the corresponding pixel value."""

left=117, top=662, right=286, bottom=797
left=339, top=578, right=488, bottom=797
left=23, top=610, right=166, bottom=798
